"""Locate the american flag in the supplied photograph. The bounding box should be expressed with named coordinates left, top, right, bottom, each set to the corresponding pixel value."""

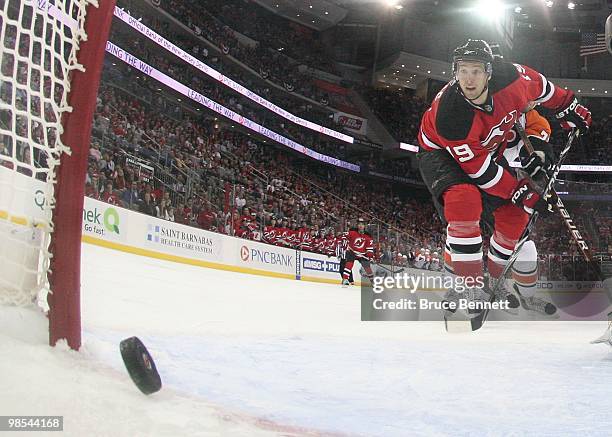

left=579, top=32, right=607, bottom=57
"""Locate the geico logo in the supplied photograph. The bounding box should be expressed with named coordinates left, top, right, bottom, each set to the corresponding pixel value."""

left=249, top=249, right=293, bottom=266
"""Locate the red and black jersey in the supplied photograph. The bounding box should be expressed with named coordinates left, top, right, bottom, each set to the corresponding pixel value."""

left=323, top=235, right=337, bottom=256
left=263, top=225, right=280, bottom=245
left=319, top=236, right=329, bottom=255
left=277, top=227, right=292, bottom=246
left=418, top=60, right=572, bottom=200
left=346, top=229, right=374, bottom=258
left=299, top=229, right=314, bottom=251
left=286, top=229, right=298, bottom=248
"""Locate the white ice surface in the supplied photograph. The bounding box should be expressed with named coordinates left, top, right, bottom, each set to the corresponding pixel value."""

left=2, top=243, right=612, bottom=436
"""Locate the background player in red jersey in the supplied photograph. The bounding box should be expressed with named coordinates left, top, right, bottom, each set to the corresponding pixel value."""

left=263, top=216, right=280, bottom=245
left=417, top=39, right=591, bottom=316
left=341, top=218, right=375, bottom=287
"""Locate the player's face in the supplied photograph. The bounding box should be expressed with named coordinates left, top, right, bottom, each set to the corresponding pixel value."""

left=456, top=61, right=488, bottom=102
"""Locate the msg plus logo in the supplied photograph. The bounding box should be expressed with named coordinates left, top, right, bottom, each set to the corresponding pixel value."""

left=303, top=258, right=340, bottom=273
left=83, top=206, right=120, bottom=236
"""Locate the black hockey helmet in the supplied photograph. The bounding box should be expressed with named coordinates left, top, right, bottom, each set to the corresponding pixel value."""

left=452, top=39, right=494, bottom=77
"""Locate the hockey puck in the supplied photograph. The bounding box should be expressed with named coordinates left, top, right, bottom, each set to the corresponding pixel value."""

left=120, top=336, right=162, bottom=395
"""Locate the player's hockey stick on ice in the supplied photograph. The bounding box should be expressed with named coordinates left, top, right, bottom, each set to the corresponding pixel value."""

left=446, top=129, right=579, bottom=333
left=514, top=124, right=612, bottom=344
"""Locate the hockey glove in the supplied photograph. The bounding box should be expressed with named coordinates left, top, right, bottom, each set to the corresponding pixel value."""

left=511, top=178, right=556, bottom=216
left=554, top=93, right=591, bottom=132
left=520, top=137, right=555, bottom=179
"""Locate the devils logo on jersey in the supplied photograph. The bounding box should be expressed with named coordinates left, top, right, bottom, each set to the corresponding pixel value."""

left=353, top=237, right=365, bottom=249
left=481, top=109, right=518, bottom=152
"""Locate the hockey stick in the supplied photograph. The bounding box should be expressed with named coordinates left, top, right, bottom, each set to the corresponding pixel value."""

left=446, top=129, right=579, bottom=332
left=514, top=122, right=604, bottom=281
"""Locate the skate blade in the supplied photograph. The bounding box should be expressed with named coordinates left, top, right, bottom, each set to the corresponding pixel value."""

left=444, top=309, right=488, bottom=332
left=589, top=338, right=612, bottom=345
left=444, top=318, right=475, bottom=333
left=500, top=307, right=520, bottom=316
left=518, top=300, right=559, bottom=319
left=590, top=331, right=612, bottom=345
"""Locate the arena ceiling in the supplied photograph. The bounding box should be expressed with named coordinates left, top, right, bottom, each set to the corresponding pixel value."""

left=261, top=0, right=612, bottom=32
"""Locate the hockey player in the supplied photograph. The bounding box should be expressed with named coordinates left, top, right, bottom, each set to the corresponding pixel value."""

left=417, top=39, right=591, bottom=317
left=323, top=229, right=337, bottom=257
left=297, top=221, right=313, bottom=251
left=502, top=106, right=558, bottom=314
left=277, top=218, right=292, bottom=247
left=341, top=218, right=375, bottom=287
left=489, top=43, right=558, bottom=315
left=312, top=227, right=325, bottom=254
left=263, top=216, right=280, bottom=246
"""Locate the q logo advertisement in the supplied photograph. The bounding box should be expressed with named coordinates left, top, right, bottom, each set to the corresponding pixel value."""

left=82, top=198, right=126, bottom=242
left=103, top=208, right=121, bottom=234
left=34, top=190, right=46, bottom=211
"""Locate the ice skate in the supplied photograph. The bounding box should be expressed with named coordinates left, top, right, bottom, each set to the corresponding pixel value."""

left=513, top=284, right=557, bottom=316
left=591, top=312, right=612, bottom=346
left=492, top=281, right=520, bottom=315
left=443, top=286, right=492, bottom=319
left=590, top=323, right=612, bottom=346
left=442, top=288, right=462, bottom=318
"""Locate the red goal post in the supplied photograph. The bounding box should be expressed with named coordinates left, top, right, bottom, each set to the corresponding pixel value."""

left=0, top=0, right=116, bottom=350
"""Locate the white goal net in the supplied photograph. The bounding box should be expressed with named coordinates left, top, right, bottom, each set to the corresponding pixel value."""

left=0, top=0, right=95, bottom=307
